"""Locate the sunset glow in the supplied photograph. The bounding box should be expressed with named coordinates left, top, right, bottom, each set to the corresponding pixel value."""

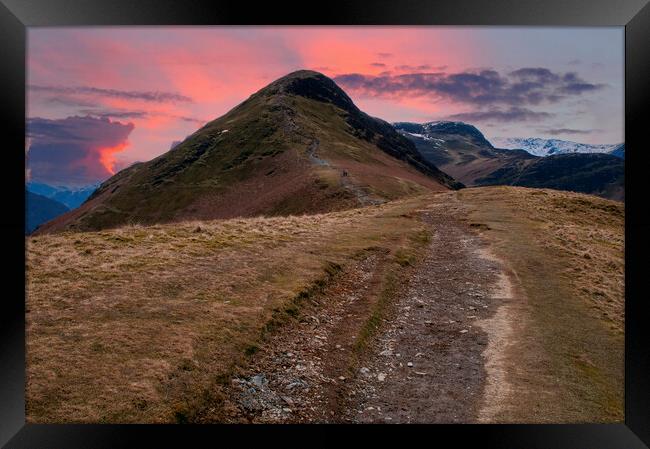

left=27, top=27, right=624, bottom=186
left=98, top=141, right=130, bottom=175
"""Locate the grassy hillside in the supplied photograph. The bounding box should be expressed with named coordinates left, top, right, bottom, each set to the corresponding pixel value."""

left=26, top=186, right=623, bottom=423
left=38, top=71, right=458, bottom=234
left=475, top=153, right=624, bottom=201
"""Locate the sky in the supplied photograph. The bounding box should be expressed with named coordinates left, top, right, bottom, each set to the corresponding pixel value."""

left=26, top=26, right=624, bottom=186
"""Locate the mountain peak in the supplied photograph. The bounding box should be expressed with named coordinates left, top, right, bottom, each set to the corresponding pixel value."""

left=394, top=120, right=492, bottom=148
left=38, top=70, right=460, bottom=233
left=258, top=70, right=358, bottom=112
left=422, top=121, right=490, bottom=145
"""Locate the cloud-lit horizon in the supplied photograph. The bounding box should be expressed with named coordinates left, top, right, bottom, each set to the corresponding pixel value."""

left=27, top=26, right=624, bottom=186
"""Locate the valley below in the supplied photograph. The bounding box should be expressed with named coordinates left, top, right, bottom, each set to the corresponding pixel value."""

left=26, top=186, right=624, bottom=424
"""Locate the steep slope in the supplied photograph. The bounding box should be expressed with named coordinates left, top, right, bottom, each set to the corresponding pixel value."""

left=39, top=71, right=460, bottom=233
left=396, top=122, right=624, bottom=201
left=25, top=190, right=69, bottom=234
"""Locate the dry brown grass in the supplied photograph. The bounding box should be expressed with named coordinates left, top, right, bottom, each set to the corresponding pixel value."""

left=460, top=186, right=623, bottom=422
left=464, top=186, right=623, bottom=332
left=26, top=196, right=431, bottom=423
left=26, top=186, right=624, bottom=424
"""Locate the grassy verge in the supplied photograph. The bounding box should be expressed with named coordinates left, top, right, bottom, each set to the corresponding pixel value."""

left=352, top=228, right=431, bottom=357
left=460, top=186, right=623, bottom=422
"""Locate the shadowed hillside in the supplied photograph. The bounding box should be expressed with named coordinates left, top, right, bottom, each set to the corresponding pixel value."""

left=25, top=191, right=69, bottom=234
left=395, top=122, right=624, bottom=201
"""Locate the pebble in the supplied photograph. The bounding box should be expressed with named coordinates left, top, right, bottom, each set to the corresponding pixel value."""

left=360, top=367, right=371, bottom=375
left=338, top=376, right=346, bottom=381
left=251, top=374, right=266, bottom=388
left=378, top=373, right=386, bottom=381
left=407, top=362, right=413, bottom=367
left=415, top=352, right=424, bottom=357
left=460, top=329, right=468, bottom=333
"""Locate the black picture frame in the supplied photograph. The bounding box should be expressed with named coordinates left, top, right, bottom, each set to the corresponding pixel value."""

left=2, top=0, right=649, bottom=447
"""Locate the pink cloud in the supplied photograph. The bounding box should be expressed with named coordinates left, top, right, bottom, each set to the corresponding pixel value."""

left=26, top=26, right=624, bottom=182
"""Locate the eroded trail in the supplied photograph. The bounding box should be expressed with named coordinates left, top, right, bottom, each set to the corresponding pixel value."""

left=342, top=197, right=515, bottom=423
left=221, top=193, right=520, bottom=423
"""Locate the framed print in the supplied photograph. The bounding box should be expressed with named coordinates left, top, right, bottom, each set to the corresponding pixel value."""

left=1, top=0, right=649, bottom=447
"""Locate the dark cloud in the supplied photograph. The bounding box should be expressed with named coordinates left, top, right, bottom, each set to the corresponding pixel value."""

left=394, top=64, right=436, bottom=72
left=175, top=115, right=204, bottom=123
left=370, top=62, right=387, bottom=68
left=333, top=67, right=604, bottom=107
left=79, top=109, right=204, bottom=124
left=447, top=107, right=554, bottom=123
left=44, top=96, right=100, bottom=108
left=27, top=115, right=134, bottom=185
left=29, top=84, right=193, bottom=103
left=376, top=52, right=393, bottom=58
left=541, top=128, right=595, bottom=135
left=79, top=109, right=149, bottom=120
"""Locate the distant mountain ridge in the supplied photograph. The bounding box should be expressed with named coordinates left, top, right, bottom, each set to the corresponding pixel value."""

left=26, top=190, right=69, bottom=234
left=609, top=144, right=625, bottom=160
left=27, top=182, right=100, bottom=209
left=395, top=121, right=624, bottom=201
left=490, top=137, right=623, bottom=158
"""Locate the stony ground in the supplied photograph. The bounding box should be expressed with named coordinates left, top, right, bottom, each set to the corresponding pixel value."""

left=220, top=193, right=513, bottom=423
left=344, top=200, right=503, bottom=423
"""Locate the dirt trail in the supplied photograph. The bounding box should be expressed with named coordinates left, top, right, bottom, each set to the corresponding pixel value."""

left=222, top=193, right=519, bottom=423
left=342, top=196, right=513, bottom=423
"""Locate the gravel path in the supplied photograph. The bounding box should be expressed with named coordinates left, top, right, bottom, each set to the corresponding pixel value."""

left=222, top=194, right=514, bottom=423
left=343, top=199, right=506, bottom=423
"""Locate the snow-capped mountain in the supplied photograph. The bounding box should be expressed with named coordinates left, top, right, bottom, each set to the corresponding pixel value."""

left=490, top=137, right=622, bottom=158
left=394, top=121, right=493, bottom=148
